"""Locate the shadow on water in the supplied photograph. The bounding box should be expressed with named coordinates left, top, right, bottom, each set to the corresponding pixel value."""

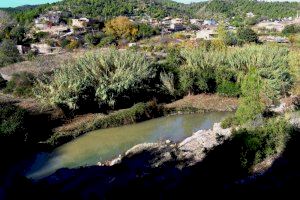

left=5, top=117, right=300, bottom=199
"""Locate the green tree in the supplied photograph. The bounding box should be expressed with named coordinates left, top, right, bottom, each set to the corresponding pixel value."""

left=0, top=39, right=22, bottom=68
left=235, top=68, right=265, bottom=124
left=237, top=27, right=258, bottom=43
left=10, top=25, right=26, bottom=44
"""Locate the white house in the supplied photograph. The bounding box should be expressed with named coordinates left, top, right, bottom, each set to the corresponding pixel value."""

left=203, top=19, right=217, bottom=26
left=196, top=29, right=218, bottom=40
left=72, top=18, right=90, bottom=28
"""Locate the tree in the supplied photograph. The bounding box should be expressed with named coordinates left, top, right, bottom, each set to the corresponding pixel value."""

left=237, top=27, right=258, bottom=43
left=235, top=68, right=265, bottom=124
left=0, top=39, right=22, bottom=68
left=0, top=11, right=11, bottom=32
left=104, top=16, right=138, bottom=41
left=10, top=25, right=26, bottom=44
left=282, top=24, right=300, bottom=35
left=137, top=23, right=159, bottom=39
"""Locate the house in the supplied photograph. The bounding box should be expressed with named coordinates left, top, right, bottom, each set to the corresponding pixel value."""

left=170, top=23, right=185, bottom=31
left=30, top=43, right=52, bottom=54
left=190, top=19, right=201, bottom=25
left=35, top=11, right=62, bottom=25
left=203, top=19, right=217, bottom=26
left=259, top=35, right=289, bottom=43
left=196, top=29, right=218, bottom=40
left=72, top=18, right=90, bottom=28
left=246, top=12, right=255, bottom=18
left=171, top=18, right=183, bottom=25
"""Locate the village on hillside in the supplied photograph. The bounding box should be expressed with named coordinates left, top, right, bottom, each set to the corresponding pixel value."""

left=13, top=9, right=300, bottom=55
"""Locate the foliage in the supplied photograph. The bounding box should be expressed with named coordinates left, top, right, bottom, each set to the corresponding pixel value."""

left=235, top=68, right=265, bottom=124
left=221, top=116, right=238, bottom=129
left=49, top=101, right=164, bottom=146
left=232, top=118, right=291, bottom=170
left=217, top=81, right=241, bottom=97
left=237, top=27, right=258, bottom=43
left=34, top=49, right=155, bottom=111
left=0, top=105, right=27, bottom=142
left=9, top=25, right=26, bottom=44
left=3, top=72, right=36, bottom=97
left=137, top=23, right=159, bottom=39
left=104, top=16, right=138, bottom=41
left=66, top=40, right=80, bottom=50
left=97, top=36, right=116, bottom=47
left=282, top=24, right=300, bottom=36
left=0, top=39, right=22, bottom=67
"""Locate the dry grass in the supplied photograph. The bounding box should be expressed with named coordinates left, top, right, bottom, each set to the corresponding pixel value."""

left=54, top=113, right=104, bottom=133
left=0, top=49, right=102, bottom=79
left=165, top=94, right=238, bottom=112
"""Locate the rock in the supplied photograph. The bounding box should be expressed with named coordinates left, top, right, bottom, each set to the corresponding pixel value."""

left=165, top=140, right=171, bottom=144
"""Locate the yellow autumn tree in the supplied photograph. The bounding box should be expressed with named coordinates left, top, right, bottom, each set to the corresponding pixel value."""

left=104, top=16, right=138, bottom=41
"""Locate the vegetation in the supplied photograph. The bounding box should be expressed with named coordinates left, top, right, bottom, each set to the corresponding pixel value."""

left=237, top=27, right=258, bottom=44
left=104, top=16, right=138, bottom=41
left=34, top=49, right=155, bottom=111
left=282, top=24, right=300, bottom=36
left=235, top=68, right=265, bottom=124
left=3, top=72, right=36, bottom=97
left=49, top=101, right=164, bottom=146
left=232, top=117, right=292, bottom=170
left=0, top=39, right=22, bottom=67
left=0, top=104, right=28, bottom=143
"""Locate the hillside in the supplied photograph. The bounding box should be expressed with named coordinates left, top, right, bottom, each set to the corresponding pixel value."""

left=3, top=0, right=300, bottom=24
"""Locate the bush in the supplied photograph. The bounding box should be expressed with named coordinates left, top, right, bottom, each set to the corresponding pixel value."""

left=237, top=27, right=258, bottom=43
left=34, top=49, right=155, bottom=111
left=3, top=72, right=35, bottom=97
left=235, top=68, right=265, bottom=124
left=0, top=105, right=27, bottom=142
left=217, top=81, right=240, bottom=97
left=66, top=40, right=80, bottom=50
left=232, top=118, right=291, bottom=170
left=0, top=39, right=22, bottom=67
left=221, top=116, right=237, bottom=129
left=282, top=24, right=300, bottom=35
left=98, top=36, right=116, bottom=47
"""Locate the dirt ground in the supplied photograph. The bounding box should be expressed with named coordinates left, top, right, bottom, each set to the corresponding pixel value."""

left=165, top=94, right=238, bottom=112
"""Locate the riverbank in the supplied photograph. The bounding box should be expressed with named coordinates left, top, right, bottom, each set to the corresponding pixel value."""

left=48, top=94, right=238, bottom=147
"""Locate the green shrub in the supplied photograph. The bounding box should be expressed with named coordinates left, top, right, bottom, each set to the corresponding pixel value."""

left=217, top=81, right=241, bottom=97
left=3, top=72, right=35, bottom=97
left=34, top=49, right=155, bottom=111
left=97, top=36, right=116, bottom=47
left=0, top=39, right=22, bottom=67
left=235, top=68, right=265, bottom=124
left=221, top=116, right=238, bottom=129
left=0, top=105, right=27, bottom=142
left=233, top=118, right=291, bottom=170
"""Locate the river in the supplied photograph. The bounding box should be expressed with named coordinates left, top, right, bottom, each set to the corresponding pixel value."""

left=25, top=112, right=232, bottom=179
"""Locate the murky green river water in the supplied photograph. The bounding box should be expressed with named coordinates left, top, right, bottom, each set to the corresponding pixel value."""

left=26, top=112, right=232, bottom=179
